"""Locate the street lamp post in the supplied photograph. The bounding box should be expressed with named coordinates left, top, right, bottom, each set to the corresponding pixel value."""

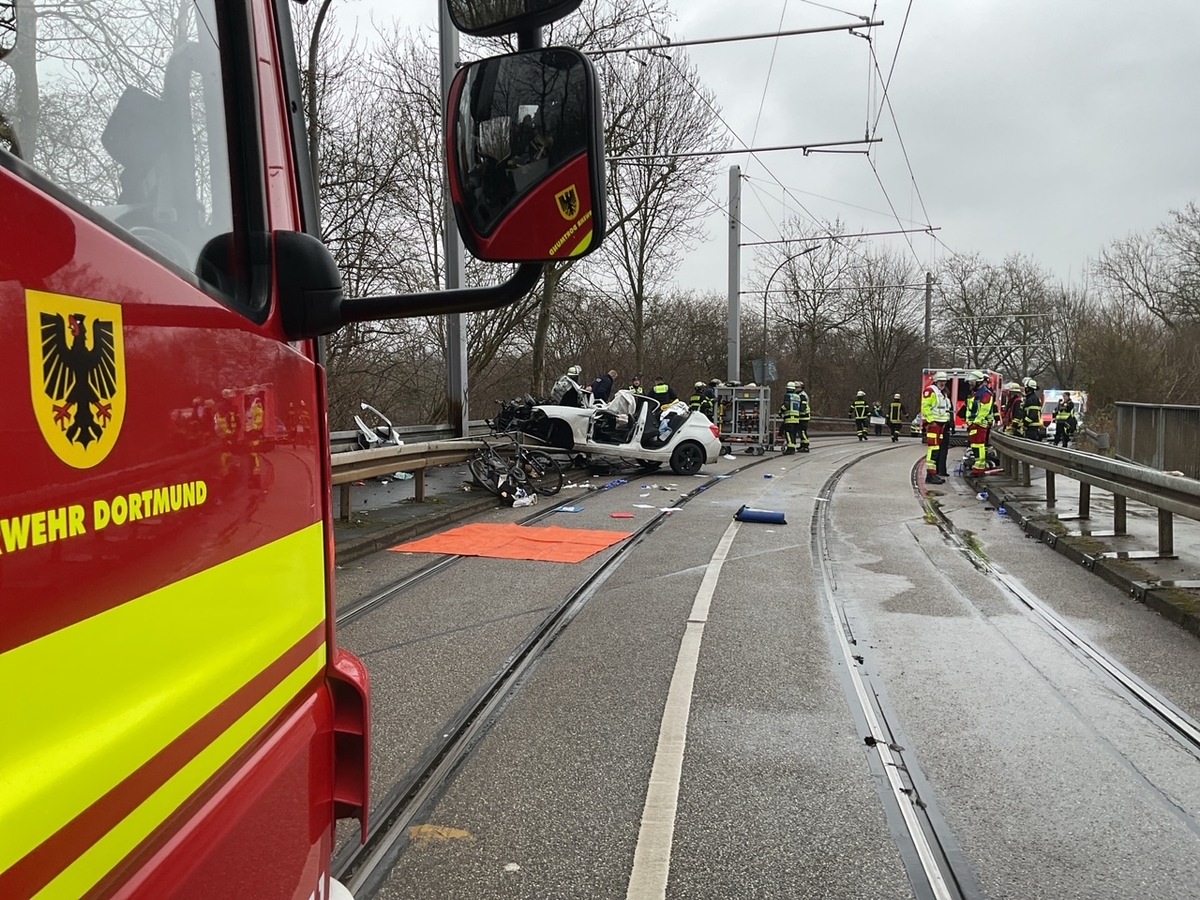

left=761, top=245, right=820, bottom=383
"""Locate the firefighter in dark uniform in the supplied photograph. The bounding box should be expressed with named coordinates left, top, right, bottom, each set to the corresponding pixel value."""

left=851, top=391, right=869, bottom=441
left=651, top=377, right=676, bottom=406
left=887, top=393, right=906, bottom=442
left=628, top=375, right=644, bottom=395
left=796, top=382, right=811, bottom=452
left=1052, top=395, right=1076, bottom=446
left=689, top=382, right=705, bottom=413
left=1022, top=379, right=1045, bottom=441
left=779, top=382, right=802, bottom=454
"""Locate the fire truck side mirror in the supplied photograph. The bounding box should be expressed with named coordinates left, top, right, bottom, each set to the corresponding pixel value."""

left=445, top=0, right=584, bottom=37
left=446, top=47, right=606, bottom=264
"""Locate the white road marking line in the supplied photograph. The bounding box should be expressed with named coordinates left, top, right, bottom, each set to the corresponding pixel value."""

left=626, top=521, right=741, bottom=900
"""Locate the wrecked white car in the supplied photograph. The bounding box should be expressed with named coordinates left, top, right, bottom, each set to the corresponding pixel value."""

left=519, top=389, right=722, bottom=476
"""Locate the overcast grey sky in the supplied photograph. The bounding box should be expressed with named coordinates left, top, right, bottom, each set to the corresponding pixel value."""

left=366, top=1, right=1200, bottom=291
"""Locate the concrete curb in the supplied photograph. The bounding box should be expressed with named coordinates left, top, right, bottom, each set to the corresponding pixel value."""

left=969, top=477, right=1200, bottom=640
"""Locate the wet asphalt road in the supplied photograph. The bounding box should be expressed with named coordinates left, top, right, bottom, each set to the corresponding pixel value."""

left=333, top=438, right=1200, bottom=899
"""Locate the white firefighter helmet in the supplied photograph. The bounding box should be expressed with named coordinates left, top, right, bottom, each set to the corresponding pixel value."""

left=893, top=392, right=901, bottom=399
left=933, top=371, right=949, bottom=381
left=970, top=369, right=985, bottom=382
left=1026, top=379, right=1038, bottom=390
left=695, top=381, right=704, bottom=389
left=856, top=390, right=866, bottom=397
left=786, top=381, right=796, bottom=390
left=567, top=365, right=582, bottom=377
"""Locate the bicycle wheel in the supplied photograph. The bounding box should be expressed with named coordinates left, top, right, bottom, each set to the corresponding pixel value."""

left=468, top=452, right=505, bottom=494
left=521, top=449, right=564, bottom=496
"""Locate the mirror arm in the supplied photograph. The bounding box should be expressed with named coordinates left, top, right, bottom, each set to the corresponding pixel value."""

left=339, top=262, right=544, bottom=323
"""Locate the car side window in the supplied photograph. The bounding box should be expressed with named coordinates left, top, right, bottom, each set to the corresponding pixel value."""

left=0, top=0, right=246, bottom=307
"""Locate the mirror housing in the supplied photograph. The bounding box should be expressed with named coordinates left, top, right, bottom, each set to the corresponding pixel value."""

left=447, top=47, right=605, bottom=264
left=445, top=0, right=584, bottom=38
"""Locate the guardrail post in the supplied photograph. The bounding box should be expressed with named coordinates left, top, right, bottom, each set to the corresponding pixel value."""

left=1158, top=509, right=1174, bottom=556
left=1113, top=494, right=1127, bottom=535
left=1078, top=482, right=1090, bottom=519
left=1045, top=470, right=1056, bottom=506
left=1021, top=459, right=1031, bottom=487
left=414, top=470, right=427, bottom=503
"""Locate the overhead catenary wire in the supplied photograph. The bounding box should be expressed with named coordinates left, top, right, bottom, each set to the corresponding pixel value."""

left=745, top=1, right=791, bottom=183
left=628, top=12, right=892, bottom=255
left=600, top=3, right=941, bottom=287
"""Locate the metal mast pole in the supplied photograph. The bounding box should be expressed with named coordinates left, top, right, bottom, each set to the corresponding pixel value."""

left=924, top=271, right=933, bottom=368
left=727, top=166, right=741, bottom=383
left=440, top=2, right=468, bottom=436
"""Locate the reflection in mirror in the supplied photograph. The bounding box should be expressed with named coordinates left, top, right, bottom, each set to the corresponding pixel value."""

left=0, top=0, right=240, bottom=302
left=451, top=47, right=602, bottom=258
left=446, top=0, right=584, bottom=38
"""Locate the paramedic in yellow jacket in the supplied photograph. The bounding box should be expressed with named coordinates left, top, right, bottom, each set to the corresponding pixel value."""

left=921, top=371, right=952, bottom=484
left=964, top=370, right=995, bottom=475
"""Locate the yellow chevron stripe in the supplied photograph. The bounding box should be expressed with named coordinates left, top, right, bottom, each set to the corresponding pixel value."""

left=38, top=647, right=325, bottom=900
left=0, top=522, right=327, bottom=885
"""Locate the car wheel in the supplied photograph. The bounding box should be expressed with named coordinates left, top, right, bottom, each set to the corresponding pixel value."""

left=669, top=441, right=705, bottom=476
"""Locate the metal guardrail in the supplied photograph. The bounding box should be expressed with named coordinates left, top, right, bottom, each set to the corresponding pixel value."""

left=330, top=439, right=484, bottom=522
left=990, top=429, right=1200, bottom=557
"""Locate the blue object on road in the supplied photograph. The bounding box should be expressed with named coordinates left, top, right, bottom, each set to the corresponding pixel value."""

left=735, top=505, right=787, bottom=525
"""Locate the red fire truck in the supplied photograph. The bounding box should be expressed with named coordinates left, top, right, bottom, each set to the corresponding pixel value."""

left=0, top=1, right=603, bottom=897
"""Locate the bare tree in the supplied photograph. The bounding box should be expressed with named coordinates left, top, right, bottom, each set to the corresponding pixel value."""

left=1096, top=201, right=1200, bottom=329
left=847, top=249, right=924, bottom=402
left=590, top=46, right=721, bottom=377
left=757, top=220, right=863, bottom=395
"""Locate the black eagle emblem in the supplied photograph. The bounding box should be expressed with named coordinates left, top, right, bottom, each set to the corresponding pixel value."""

left=40, top=312, right=119, bottom=449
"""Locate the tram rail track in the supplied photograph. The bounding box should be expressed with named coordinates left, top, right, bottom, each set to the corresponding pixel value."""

left=922, top=466, right=1200, bottom=761
left=812, top=450, right=976, bottom=900
left=331, top=455, right=782, bottom=894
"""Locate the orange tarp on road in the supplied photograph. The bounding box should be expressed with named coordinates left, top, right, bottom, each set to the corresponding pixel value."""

left=390, top=523, right=630, bottom=563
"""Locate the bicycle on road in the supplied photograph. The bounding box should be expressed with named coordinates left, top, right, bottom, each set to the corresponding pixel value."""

left=468, top=432, right=564, bottom=497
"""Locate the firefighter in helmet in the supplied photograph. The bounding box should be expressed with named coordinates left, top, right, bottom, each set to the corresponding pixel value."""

left=965, top=370, right=995, bottom=474
left=795, top=381, right=811, bottom=451
left=921, top=372, right=952, bottom=483
left=1004, top=382, right=1025, bottom=436
left=1021, top=378, right=1045, bottom=441
left=851, top=391, right=869, bottom=441
left=778, top=382, right=801, bottom=454
left=887, top=392, right=906, bottom=443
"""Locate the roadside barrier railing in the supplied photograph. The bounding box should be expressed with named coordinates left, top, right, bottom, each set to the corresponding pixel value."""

left=329, top=439, right=484, bottom=522
left=1114, top=402, right=1200, bottom=480
left=990, top=429, right=1200, bottom=558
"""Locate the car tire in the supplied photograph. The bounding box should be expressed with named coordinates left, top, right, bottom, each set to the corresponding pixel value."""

left=669, top=441, right=705, bottom=476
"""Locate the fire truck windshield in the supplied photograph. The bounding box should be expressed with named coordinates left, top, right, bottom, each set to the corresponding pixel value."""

left=0, top=0, right=238, bottom=303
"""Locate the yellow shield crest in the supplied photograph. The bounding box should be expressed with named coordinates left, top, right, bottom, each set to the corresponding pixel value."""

left=26, top=290, right=126, bottom=469
left=556, top=185, right=580, bottom=221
